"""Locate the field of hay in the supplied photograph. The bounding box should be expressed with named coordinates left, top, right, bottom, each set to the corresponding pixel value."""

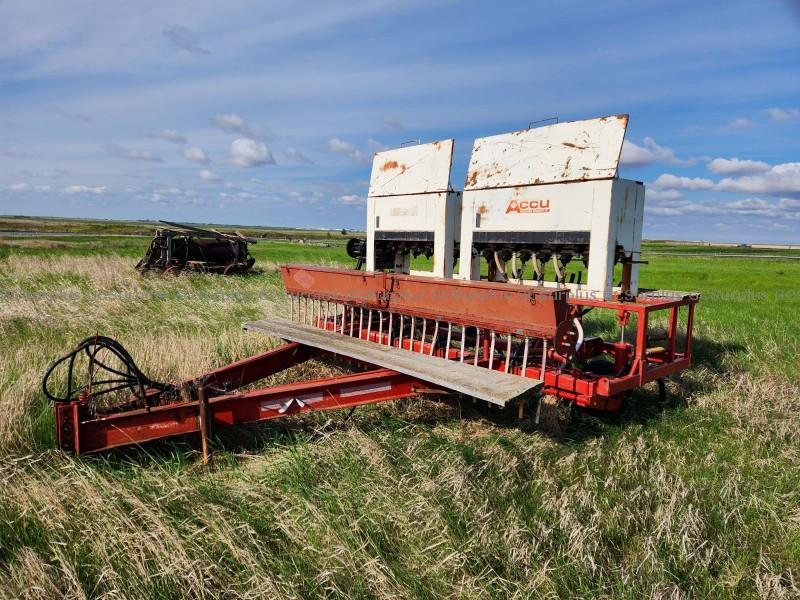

left=1, top=230, right=799, bottom=599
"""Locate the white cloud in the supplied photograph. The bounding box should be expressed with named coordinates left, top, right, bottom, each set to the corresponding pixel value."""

left=707, top=157, right=770, bottom=175
left=108, top=144, right=163, bottom=162
left=725, top=197, right=771, bottom=213
left=338, top=194, right=364, bottom=205
left=327, top=138, right=369, bottom=165
left=229, top=138, right=274, bottom=167
left=212, top=113, right=272, bottom=139
left=183, top=147, right=210, bottom=164
left=351, top=150, right=368, bottom=165
left=716, top=162, right=800, bottom=198
left=328, top=138, right=355, bottom=153
left=64, top=185, right=106, bottom=194
left=214, top=113, right=247, bottom=132
left=764, top=108, right=800, bottom=122
left=48, top=107, right=91, bottom=122
left=646, top=195, right=800, bottom=222
left=162, top=25, right=211, bottom=56
left=645, top=137, right=696, bottom=166
left=367, top=138, right=388, bottom=151
left=148, top=186, right=205, bottom=205
left=0, top=148, right=35, bottom=158
left=21, top=168, right=68, bottom=178
left=381, top=115, right=403, bottom=130
left=286, top=190, right=324, bottom=203
left=620, top=140, right=653, bottom=167
left=284, top=147, right=314, bottom=164
left=778, top=198, right=800, bottom=211
left=653, top=174, right=715, bottom=191
left=719, top=197, right=799, bottom=221
left=620, top=137, right=694, bottom=168
left=645, top=205, right=684, bottom=217
left=646, top=188, right=684, bottom=202
left=726, top=117, right=752, bottom=130
left=646, top=200, right=721, bottom=217
left=7, top=182, right=29, bottom=190
left=149, top=129, right=187, bottom=144
left=199, top=169, right=221, bottom=181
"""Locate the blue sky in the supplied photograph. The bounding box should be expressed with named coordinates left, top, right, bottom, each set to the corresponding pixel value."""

left=1, top=0, right=799, bottom=243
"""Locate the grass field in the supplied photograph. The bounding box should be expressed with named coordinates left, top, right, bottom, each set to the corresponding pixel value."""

left=0, top=216, right=358, bottom=242
left=1, top=226, right=799, bottom=598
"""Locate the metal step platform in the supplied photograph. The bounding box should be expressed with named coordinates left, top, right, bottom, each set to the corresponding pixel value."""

left=244, top=317, right=542, bottom=406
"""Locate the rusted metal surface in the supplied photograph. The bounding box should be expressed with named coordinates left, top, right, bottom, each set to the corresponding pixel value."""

left=280, top=264, right=571, bottom=339
left=51, top=275, right=698, bottom=455
left=465, top=114, right=628, bottom=190
left=459, top=178, right=645, bottom=298
left=280, top=265, right=699, bottom=408
left=366, top=140, right=460, bottom=277
left=56, top=366, right=433, bottom=454
left=278, top=264, right=698, bottom=411
left=51, top=341, right=318, bottom=453
left=136, top=221, right=256, bottom=274
left=244, top=317, right=542, bottom=406
left=369, top=140, right=454, bottom=197
left=457, top=114, right=643, bottom=300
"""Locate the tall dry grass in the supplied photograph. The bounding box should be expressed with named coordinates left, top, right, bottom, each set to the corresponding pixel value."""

left=0, top=251, right=798, bottom=598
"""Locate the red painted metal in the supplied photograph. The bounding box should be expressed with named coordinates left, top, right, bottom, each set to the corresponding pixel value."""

left=63, top=368, right=433, bottom=454
left=283, top=266, right=698, bottom=408
left=281, top=264, right=571, bottom=339
left=201, top=341, right=314, bottom=390
left=333, top=319, right=691, bottom=412
left=54, top=266, right=698, bottom=455
left=56, top=343, right=439, bottom=454
left=319, top=317, right=468, bottom=360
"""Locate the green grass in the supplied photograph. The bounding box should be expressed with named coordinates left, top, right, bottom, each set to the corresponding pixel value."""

left=0, top=230, right=798, bottom=598
left=0, top=215, right=359, bottom=241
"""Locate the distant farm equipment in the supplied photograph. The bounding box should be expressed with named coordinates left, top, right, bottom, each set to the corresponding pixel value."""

left=136, top=221, right=256, bottom=274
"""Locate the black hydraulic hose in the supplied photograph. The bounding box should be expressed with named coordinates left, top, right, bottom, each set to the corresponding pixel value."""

left=42, top=336, right=175, bottom=405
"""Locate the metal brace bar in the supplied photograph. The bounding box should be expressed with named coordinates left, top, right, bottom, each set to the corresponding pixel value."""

left=430, top=321, right=439, bottom=356
left=445, top=322, right=452, bottom=357
left=522, top=337, right=529, bottom=374
left=489, top=330, right=496, bottom=370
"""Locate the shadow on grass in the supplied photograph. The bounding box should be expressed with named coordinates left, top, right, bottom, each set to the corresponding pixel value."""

left=77, top=335, right=743, bottom=468
left=517, top=334, right=742, bottom=445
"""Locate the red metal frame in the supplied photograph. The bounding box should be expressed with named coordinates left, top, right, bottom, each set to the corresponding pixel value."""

left=281, top=264, right=571, bottom=339
left=54, top=266, right=698, bottom=454
left=309, top=294, right=697, bottom=412
left=546, top=294, right=698, bottom=410
left=283, top=266, right=698, bottom=411
left=56, top=343, right=442, bottom=454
